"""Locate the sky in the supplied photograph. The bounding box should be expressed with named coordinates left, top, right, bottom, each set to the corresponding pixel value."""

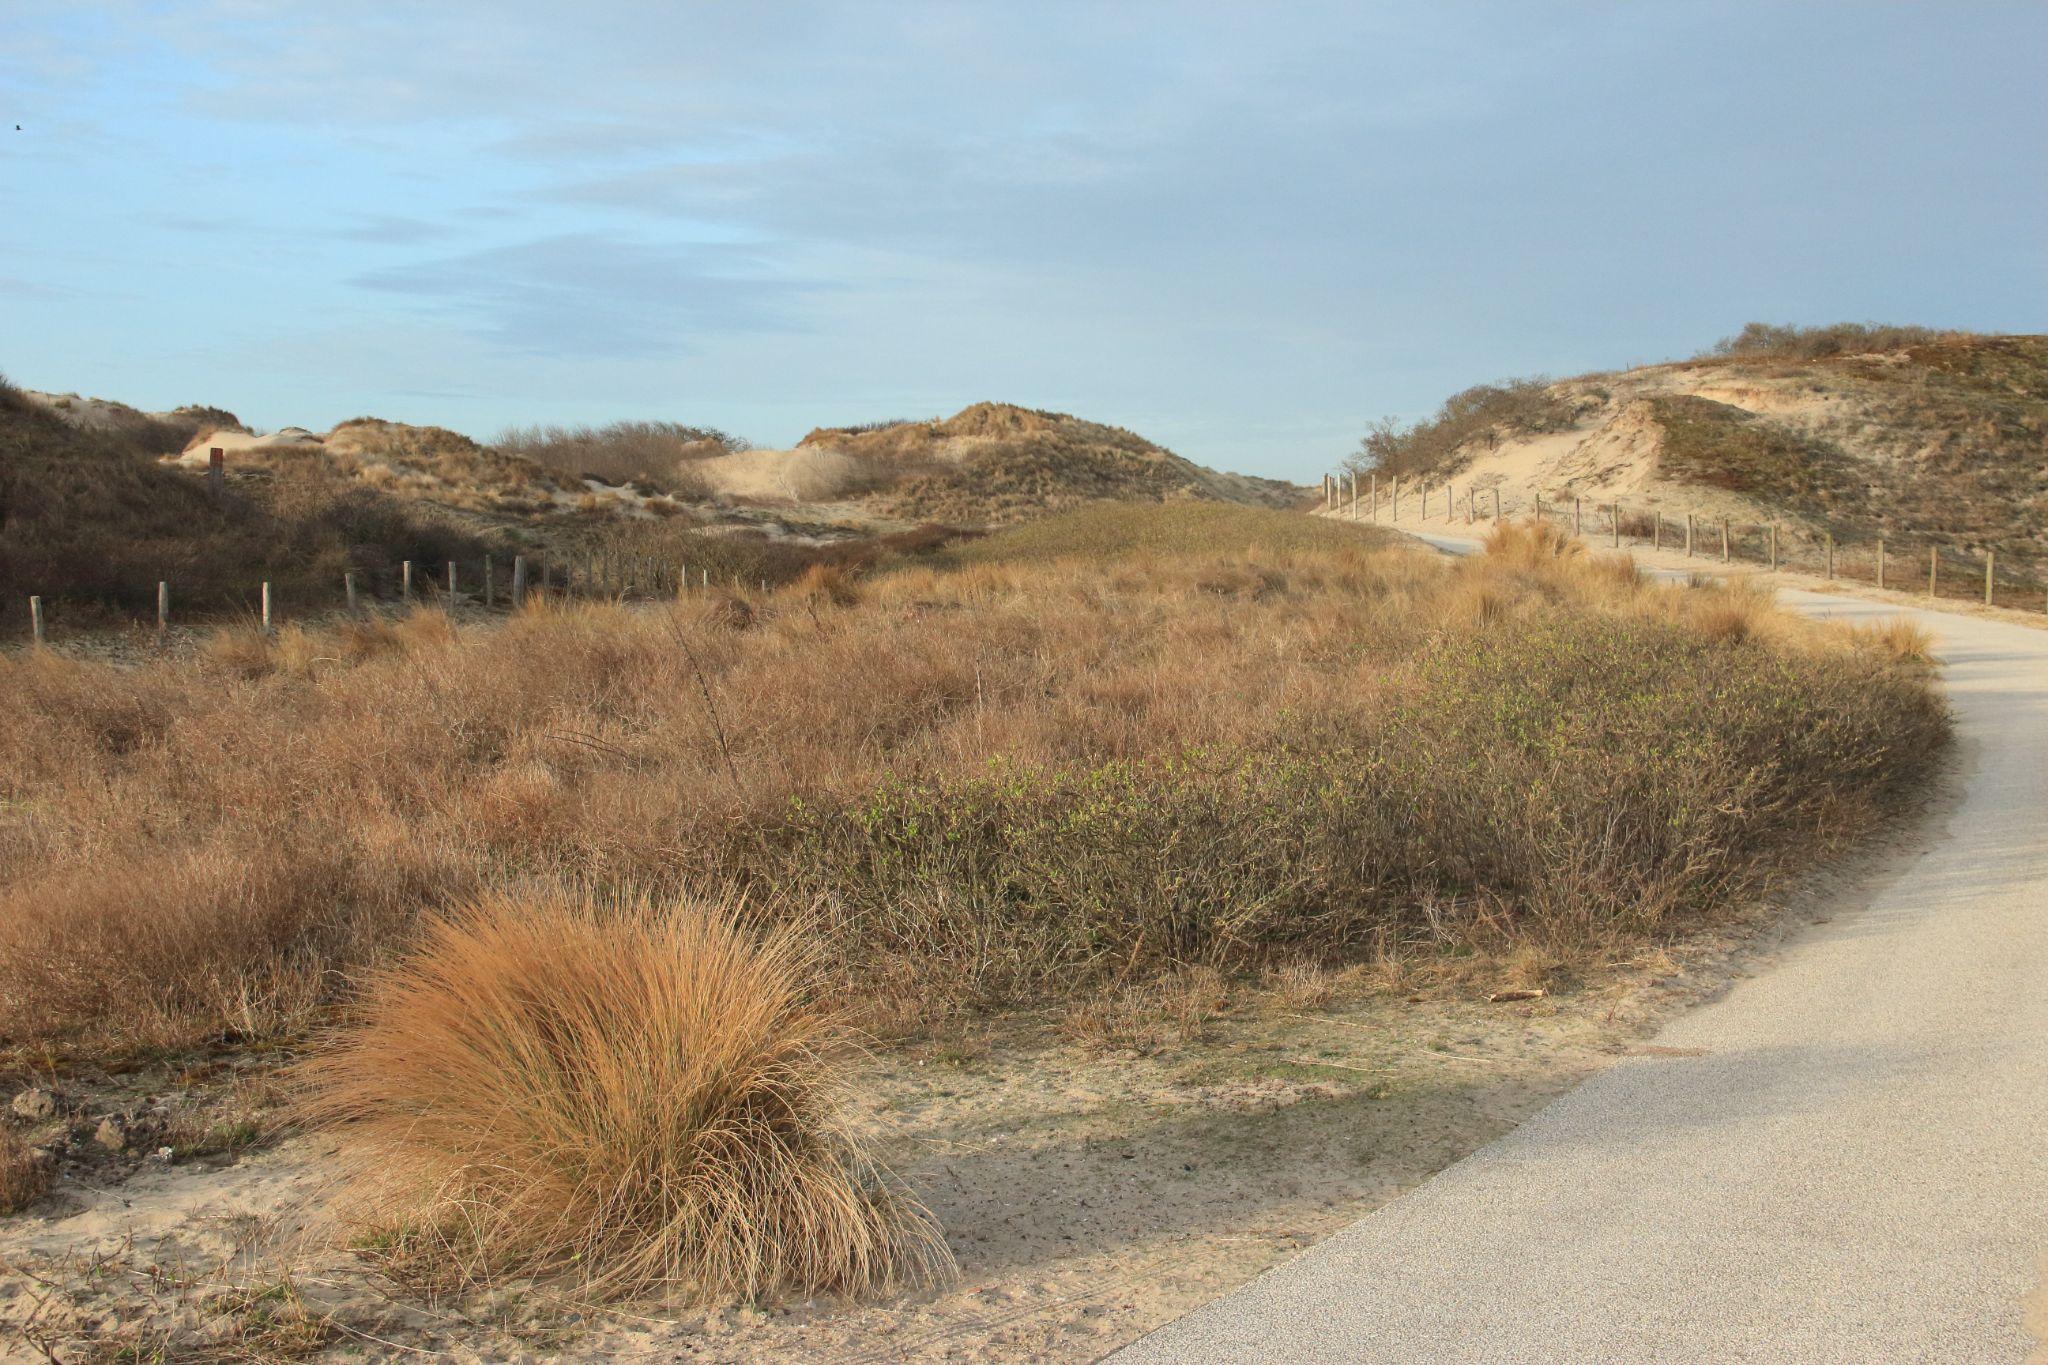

left=1, top=1, right=2043, bottom=481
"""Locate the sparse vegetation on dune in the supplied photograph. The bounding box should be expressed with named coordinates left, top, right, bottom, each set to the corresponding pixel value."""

left=0, top=510, right=1944, bottom=1060
left=0, top=378, right=489, bottom=629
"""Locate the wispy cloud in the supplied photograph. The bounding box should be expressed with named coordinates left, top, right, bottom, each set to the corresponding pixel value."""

left=351, top=233, right=814, bottom=357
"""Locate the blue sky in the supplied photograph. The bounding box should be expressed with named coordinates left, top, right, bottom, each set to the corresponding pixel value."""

left=2, top=2, right=2042, bottom=480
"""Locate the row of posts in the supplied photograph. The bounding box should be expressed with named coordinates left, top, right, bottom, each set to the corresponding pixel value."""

left=1320, top=471, right=2036, bottom=613
left=16, top=550, right=777, bottom=646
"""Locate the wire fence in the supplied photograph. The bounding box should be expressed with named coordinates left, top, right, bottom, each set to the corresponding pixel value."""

left=1319, top=472, right=2048, bottom=616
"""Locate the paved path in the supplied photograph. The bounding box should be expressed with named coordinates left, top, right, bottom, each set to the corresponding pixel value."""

left=1119, top=538, right=2048, bottom=1362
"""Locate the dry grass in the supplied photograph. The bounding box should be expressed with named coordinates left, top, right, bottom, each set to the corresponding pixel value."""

left=293, top=888, right=947, bottom=1301
left=0, top=1126, right=52, bottom=1214
left=0, top=509, right=1945, bottom=1063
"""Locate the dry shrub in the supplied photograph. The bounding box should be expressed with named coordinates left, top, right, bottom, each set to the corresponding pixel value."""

left=0, top=505, right=1948, bottom=1060
left=202, top=623, right=277, bottom=677
left=1066, top=965, right=1229, bottom=1054
left=0, top=1127, right=52, bottom=1214
left=294, top=889, right=947, bottom=1301
left=786, top=562, right=862, bottom=608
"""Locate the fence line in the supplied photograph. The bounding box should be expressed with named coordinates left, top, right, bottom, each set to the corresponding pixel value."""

left=10, top=548, right=775, bottom=646
left=1326, top=473, right=2048, bottom=616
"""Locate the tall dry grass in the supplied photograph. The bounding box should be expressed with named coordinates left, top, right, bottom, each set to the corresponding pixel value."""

left=294, top=889, right=945, bottom=1301
left=0, top=510, right=1947, bottom=1063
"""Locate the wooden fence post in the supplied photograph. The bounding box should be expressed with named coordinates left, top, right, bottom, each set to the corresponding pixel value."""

left=1769, top=524, right=1778, bottom=570
left=157, top=581, right=170, bottom=634
left=1349, top=472, right=1358, bottom=519
left=1392, top=477, right=1401, bottom=521
left=484, top=555, right=495, bottom=608
left=29, top=595, right=45, bottom=647
left=1573, top=497, right=1582, bottom=537
left=1928, top=546, right=1938, bottom=597
left=1877, top=540, right=1885, bottom=591
left=1534, top=493, right=1544, bottom=523
left=511, top=555, right=528, bottom=608
left=1986, top=550, right=1995, bottom=606
left=1685, top=513, right=1695, bottom=557
left=1721, top=520, right=1730, bottom=563
left=1611, top=504, right=1620, bottom=549
left=402, top=560, right=415, bottom=603
left=345, top=571, right=359, bottom=613
left=208, top=447, right=225, bottom=501
left=1369, top=473, right=1379, bottom=522
left=1492, top=488, right=1502, bottom=524
left=261, top=581, right=274, bottom=633
left=1653, top=513, right=1662, bottom=551
left=446, top=561, right=458, bottom=601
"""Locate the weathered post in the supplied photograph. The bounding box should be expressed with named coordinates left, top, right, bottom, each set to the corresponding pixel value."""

left=1769, top=524, right=1779, bottom=570
left=208, top=447, right=225, bottom=500
left=1349, top=472, right=1359, bottom=519
left=1492, top=488, right=1502, bottom=524
left=1369, top=472, right=1379, bottom=522
left=484, top=554, right=495, bottom=608
left=1611, top=503, right=1620, bottom=549
left=157, top=581, right=170, bottom=634
left=1392, top=477, right=1401, bottom=521
left=511, top=555, right=528, bottom=608
left=1721, top=520, right=1730, bottom=563
left=29, top=595, right=45, bottom=647
left=345, top=571, right=359, bottom=613
left=1986, top=550, right=1995, bottom=606
left=1685, top=513, right=1695, bottom=557
left=1928, top=546, right=1938, bottom=597
left=1653, top=512, right=1662, bottom=551
left=261, top=581, right=274, bottom=633
left=1876, top=540, right=1886, bottom=591
left=446, top=560, right=458, bottom=601
left=402, top=560, right=415, bottom=603
left=1534, top=493, right=1544, bottom=523
left=1573, top=497, right=1582, bottom=537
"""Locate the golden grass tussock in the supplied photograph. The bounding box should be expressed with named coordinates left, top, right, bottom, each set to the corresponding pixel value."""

left=293, top=888, right=948, bottom=1301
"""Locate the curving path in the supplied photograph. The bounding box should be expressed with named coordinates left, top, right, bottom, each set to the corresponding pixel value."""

left=1118, top=533, right=2048, bottom=1362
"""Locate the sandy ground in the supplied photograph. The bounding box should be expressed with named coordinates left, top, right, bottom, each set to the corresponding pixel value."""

left=1, top=863, right=1891, bottom=1363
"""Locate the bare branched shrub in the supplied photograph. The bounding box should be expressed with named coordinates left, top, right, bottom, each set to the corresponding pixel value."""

left=1353, top=378, right=1577, bottom=480
left=1700, top=322, right=1967, bottom=362
left=294, top=889, right=949, bottom=1300
left=496, top=421, right=747, bottom=494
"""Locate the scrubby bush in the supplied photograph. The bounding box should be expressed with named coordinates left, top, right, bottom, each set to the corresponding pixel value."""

left=0, top=508, right=1946, bottom=1060
left=1699, top=322, right=1967, bottom=362
left=495, top=420, right=748, bottom=493
left=1353, top=378, right=1577, bottom=480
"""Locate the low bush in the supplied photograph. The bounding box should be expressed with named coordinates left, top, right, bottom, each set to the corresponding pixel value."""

left=1352, top=377, right=1578, bottom=480
left=1699, top=322, right=1966, bottom=362
left=0, top=509, right=1948, bottom=1061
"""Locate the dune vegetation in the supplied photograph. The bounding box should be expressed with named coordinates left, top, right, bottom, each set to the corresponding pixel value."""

left=0, top=505, right=1947, bottom=1298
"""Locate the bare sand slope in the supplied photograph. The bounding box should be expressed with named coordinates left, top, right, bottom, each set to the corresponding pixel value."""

left=1120, top=532, right=2048, bottom=1363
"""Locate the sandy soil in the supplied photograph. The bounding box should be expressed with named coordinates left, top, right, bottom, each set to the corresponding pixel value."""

left=1, top=875, right=1871, bottom=1363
